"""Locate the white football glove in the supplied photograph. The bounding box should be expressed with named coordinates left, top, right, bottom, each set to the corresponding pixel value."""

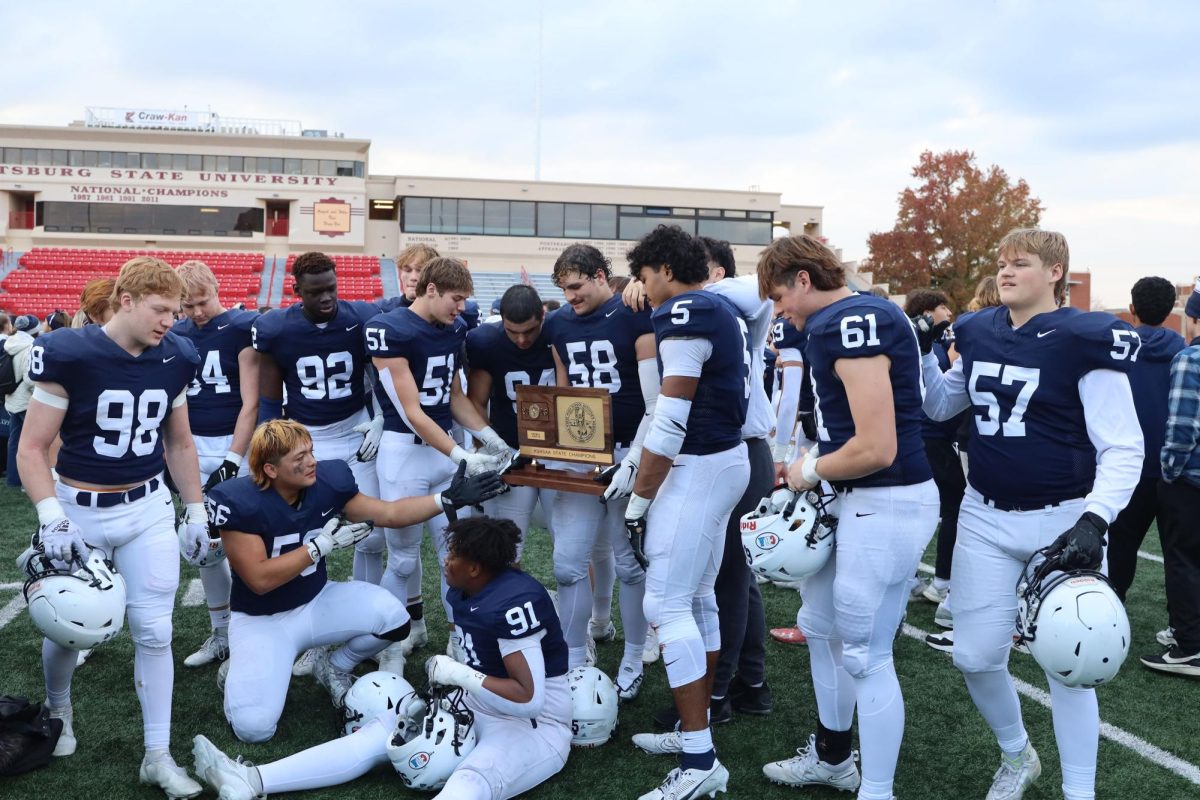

left=476, top=426, right=511, bottom=460
left=177, top=503, right=210, bottom=566
left=353, top=415, right=386, bottom=462
left=602, top=447, right=641, bottom=502
left=450, top=445, right=504, bottom=477
left=425, top=654, right=486, bottom=692
left=307, top=517, right=374, bottom=561
left=34, top=497, right=87, bottom=563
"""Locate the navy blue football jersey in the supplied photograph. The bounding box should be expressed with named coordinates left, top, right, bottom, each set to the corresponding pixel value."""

left=206, top=460, right=359, bottom=615
left=653, top=292, right=750, bottom=455
left=804, top=294, right=932, bottom=488
left=465, top=322, right=555, bottom=448
left=446, top=568, right=568, bottom=680
left=545, top=294, right=654, bottom=444
left=364, top=308, right=467, bottom=435
left=954, top=306, right=1138, bottom=506
left=28, top=326, right=200, bottom=485
left=174, top=309, right=257, bottom=436
left=376, top=295, right=412, bottom=313
left=771, top=316, right=806, bottom=355
left=252, top=301, right=381, bottom=426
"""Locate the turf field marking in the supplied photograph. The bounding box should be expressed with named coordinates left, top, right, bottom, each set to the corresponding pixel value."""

left=1138, top=550, right=1164, bottom=564
left=182, top=578, right=205, bottom=606
left=0, top=582, right=22, bottom=591
left=0, top=592, right=25, bottom=631
left=900, top=622, right=1200, bottom=787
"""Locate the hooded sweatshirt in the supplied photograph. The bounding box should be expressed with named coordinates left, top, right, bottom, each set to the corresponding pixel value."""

left=4, top=329, right=35, bottom=415
left=1131, top=325, right=1186, bottom=477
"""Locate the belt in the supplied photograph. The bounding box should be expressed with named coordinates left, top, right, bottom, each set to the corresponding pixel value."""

left=391, top=433, right=427, bottom=446
left=970, top=487, right=1077, bottom=513
left=75, top=477, right=161, bottom=509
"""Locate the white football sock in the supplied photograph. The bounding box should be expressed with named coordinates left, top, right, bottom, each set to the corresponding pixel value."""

left=1049, top=675, right=1098, bottom=800
left=199, top=561, right=232, bottom=630
left=590, top=544, right=615, bottom=622
left=134, top=643, right=174, bottom=751
left=808, top=637, right=856, bottom=731
left=852, top=661, right=904, bottom=800
left=43, top=638, right=76, bottom=709
left=258, top=713, right=390, bottom=792
left=558, top=579, right=593, bottom=670
left=963, top=669, right=1028, bottom=755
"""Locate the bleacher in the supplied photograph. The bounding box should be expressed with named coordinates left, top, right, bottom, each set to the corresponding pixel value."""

left=469, top=272, right=562, bottom=313
left=0, top=248, right=264, bottom=317
left=279, top=254, right=383, bottom=305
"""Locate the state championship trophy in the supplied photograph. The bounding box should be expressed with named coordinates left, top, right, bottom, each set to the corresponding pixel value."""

left=502, top=385, right=615, bottom=495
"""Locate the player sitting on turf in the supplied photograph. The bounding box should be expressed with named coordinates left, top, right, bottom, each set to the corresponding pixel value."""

left=205, top=419, right=505, bottom=744
left=192, top=515, right=572, bottom=800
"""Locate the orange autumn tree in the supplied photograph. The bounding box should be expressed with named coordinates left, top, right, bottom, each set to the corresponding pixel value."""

left=866, top=150, right=1043, bottom=311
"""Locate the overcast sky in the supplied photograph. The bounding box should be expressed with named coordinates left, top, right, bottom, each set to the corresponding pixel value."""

left=2, top=1, right=1197, bottom=308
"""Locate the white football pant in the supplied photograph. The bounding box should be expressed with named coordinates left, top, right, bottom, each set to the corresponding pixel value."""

left=307, top=409, right=381, bottom=582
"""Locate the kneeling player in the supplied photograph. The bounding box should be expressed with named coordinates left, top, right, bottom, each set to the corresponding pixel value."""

left=192, top=516, right=572, bottom=800
left=758, top=235, right=939, bottom=800
left=206, top=420, right=505, bottom=743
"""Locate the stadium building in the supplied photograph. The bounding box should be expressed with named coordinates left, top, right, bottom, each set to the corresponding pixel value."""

left=0, top=107, right=828, bottom=316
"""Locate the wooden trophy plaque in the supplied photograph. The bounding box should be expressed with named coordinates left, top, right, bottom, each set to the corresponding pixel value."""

left=502, top=385, right=614, bottom=495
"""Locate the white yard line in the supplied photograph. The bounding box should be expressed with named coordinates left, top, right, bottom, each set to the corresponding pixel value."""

left=900, top=622, right=1200, bottom=786
left=182, top=578, right=205, bottom=607
left=1138, top=550, right=1165, bottom=564
left=0, top=593, right=25, bottom=629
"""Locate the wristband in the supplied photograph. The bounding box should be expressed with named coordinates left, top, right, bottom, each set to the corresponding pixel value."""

left=450, top=445, right=470, bottom=463
left=35, top=497, right=67, bottom=527
left=801, top=453, right=822, bottom=486
left=185, top=502, right=207, bottom=524
left=305, top=541, right=322, bottom=563
left=626, top=493, right=651, bottom=519
left=225, top=451, right=244, bottom=467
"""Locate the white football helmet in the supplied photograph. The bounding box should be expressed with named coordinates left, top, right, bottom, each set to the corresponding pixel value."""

left=342, top=670, right=418, bottom=736
left=567, top=666, right=618, bottom=747
left=1016, top=551, right=1130, bottom=688
left=740, top=486, right=836, bottom=582
left=386, top=687, right=476, bottom=791
left=23, top=549, right=127, bottom=650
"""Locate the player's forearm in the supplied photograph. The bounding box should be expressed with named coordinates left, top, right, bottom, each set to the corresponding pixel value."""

left=229, top=405, right=257, bottom=459
left=813, top=435, right=896, bottom=481
left=164, top=438, right=203, bottom=505
left=920, top=352, right=970, bottom=420
left=450, top=390, right=490, bottom=434
left=632, top=449, right=672, bottom=499
left=225, top=536, right=315, bottom=594
left=401, top=403, right=458, bottom=454
left=15, top=443, right=56, bottom=505
left=380, top=496, right=443, bottom=529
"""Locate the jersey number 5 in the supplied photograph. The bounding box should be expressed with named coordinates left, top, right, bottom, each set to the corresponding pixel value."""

left=969, top=362, right=1040, bottom=437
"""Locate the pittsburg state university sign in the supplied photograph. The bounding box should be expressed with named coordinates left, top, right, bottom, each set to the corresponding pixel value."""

left=0, top=166, right=342, bottom=186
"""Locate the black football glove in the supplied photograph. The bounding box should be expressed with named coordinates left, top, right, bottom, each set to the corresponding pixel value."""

left=1048, top=511, right=1107, bottom=571
left=911, top=313, right=951, bottom=356
left=203, top=459, right=241, bottom=493
left=439, top=461, right=507, bottom=520
left=623, top=515, right=649, bottom=571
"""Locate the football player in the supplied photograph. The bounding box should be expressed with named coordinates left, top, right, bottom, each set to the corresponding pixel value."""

left=920, top=229, right=1142, bottom=800
left=17, top=257, right=206, bottom=797
left=545, top=243, right=659, bottom=699
left=365, top=256, right=508, bottom=672
left=172, top=260, right=260, bottom=669
left=192, top=515, right=571, bottom=800
left=252, top=252, right=385, bottom=594
left=465, top=284, right=557, bottom=558
left=758, top=235, right=939, bottom=800
left=206, top=419, right=505, bottom=743
left=622, top=235, right=777, bottom=723
left=771, top=313, right=807, bottom=481
left=621, top=226, right=752, bottom=800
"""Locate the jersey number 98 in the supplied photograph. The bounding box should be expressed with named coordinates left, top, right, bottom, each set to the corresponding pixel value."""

left=94, top=389, right=169, bottom=458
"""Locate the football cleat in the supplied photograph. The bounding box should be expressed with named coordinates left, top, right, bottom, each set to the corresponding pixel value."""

left=643, top=626, right=660, bottom=664
left=192, top=735, right=262, bottom=800
left=908, top=576, right=929, bottom=602
left=922, top=582, right=949, bottom=604
left=616, top=666, right=644, bottom=703
left=585, top=635, right=598, bottom=667
left=590, top=618, right=617, bottom=642
left=291, top=646, right=323, bottom=677
left=377, top=642, right=406, bottom=677
left=633, top=729, right=683, bottom=755
left=925, top=629, right=955, bottom=652
left=728, top=678, right=773, bottom=716
left=934, top=600, right=954, bottom=629
left=216, top=659, right=230, bottom=692
left=1157, top=626, right=1177, bottom=647
left=638, top=761, right=729, bottom=800
left=985, top=741, right=1041, bottom=800
left=75, top=648, right=93, bottom=667
left=1139, top=646, right=1200, bottom=677
left=184, top=630, right=229, bottom=668
left=762, top=734, right=860, bottom=792
left=139, top=751, right=203, bottom=799
left=312, top=649, right=354, bottom=707
left=769, top=626, right=808, bottom=645
left=399, top=617, right=428, bottom=657
left=49, top=704, right=75, bottom=757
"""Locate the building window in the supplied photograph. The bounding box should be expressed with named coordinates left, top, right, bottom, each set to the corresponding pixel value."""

left=563, top=203, right=590, bottom=237
left=38, top=201, right=264, bottom=236
left=591, top=205, right=617, bottom=239
left=484, top=200, right=509, bottom=235
left=458, top=199, right=484, bottom=234
left=403, top=197, right=431, bottom=232
left=697, top=218, right=772, bottom=245
left=510, top=201, right=535, bottom=236
left=619, top=215, right=696, bottom=240
left=431, top=198, right=457, bottom=234
left=537, top=203, right=564, bottom=237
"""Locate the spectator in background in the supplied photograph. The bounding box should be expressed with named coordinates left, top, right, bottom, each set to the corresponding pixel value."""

left=543, top=299, right=561, bottom=314
left=1142, top=284, right=1200, bottom=677
left=484, top=297, right=503, bottom=325
left=73, top=278, right=117, bottom=327
left=14, top=314, right=39, bottom=338
left=904, top=289, right=966, bottom=612
left=43, top=310, right=70, bottom=334
left=1107, top=277, right=1185, bottom=602
left=966, top=276, right=1001, bottom=312
left=258, top=305, right=273, bottom=314
left=2, top=312, right=35, bottom=488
